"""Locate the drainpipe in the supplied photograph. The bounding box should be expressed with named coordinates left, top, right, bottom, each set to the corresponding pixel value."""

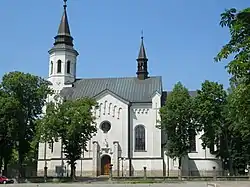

left=61, top=141, right=64, bottom=177
left=127, top=103, right=132, bottom=176
left=44, top=142, right=47, bottom=182
left=167, top=155, right=170, bottom=177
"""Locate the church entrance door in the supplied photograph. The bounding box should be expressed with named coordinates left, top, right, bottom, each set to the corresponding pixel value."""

left=101, top=155, right=111, bottom=175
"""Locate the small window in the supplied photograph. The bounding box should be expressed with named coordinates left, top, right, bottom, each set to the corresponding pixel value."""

left=57, top=60, right=62, bottom=73
left=135, top=125, right=145, bottom=151
left=50, top=61, right=53, bottom=74
left=66, top=61, right=71, bottom=74
left=100, top=121, right=111, bottom=133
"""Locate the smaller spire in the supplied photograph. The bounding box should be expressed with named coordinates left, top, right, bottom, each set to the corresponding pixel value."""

left=136, top=31, right=149, bottom=80
left=137, top=30, right=147, bottom=60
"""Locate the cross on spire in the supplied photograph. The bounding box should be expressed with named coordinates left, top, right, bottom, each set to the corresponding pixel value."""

left=63, top=0, right=67, bottom=9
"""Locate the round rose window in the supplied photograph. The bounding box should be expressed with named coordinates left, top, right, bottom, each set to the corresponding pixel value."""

left=100, top=121, right=111, bottom=133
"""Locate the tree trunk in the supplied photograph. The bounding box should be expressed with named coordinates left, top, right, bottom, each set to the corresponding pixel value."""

left=0, top=156, right=2, bottom=173
left=18, top=150, right=24, bottom=178
left=178, top=157, right=182, bottom=180
left=70, top=163, right=76, bottom=181
left=3, top=152, right=11, bottom=177
left=3, top=159, right=8, bottom=176
left=224, top=134, right=233, bottom=176
left=228, top=156, right=233, bottom=176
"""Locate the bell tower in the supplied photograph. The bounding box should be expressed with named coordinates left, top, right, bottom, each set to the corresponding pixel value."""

left=48, top=0, right=79, bottom=90
left=136, top=32, right=149, bottom=80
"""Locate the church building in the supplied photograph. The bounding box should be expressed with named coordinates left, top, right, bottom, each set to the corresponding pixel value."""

left=37, top=1, right=221, bottom=177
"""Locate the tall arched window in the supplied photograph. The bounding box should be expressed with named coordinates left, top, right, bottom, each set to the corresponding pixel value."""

left=50, top=61, right=53, bottom=74
left=189, top=129, right=196, bottom=152
left=134, top=125, right=145, bottom=151
left=66, top=60, right=71, bottom=74
left=57, top=60, right=62, bottom=73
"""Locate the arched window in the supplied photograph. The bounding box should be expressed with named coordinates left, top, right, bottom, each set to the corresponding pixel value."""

left=57, top=60, right=62, bottom=73
left=189, top=129, right=196, bottom=152
left=134, top=125, right=145, bottom=151
left=66, top=60, right=71, bottom=74
left=50, top=61, right=53, bottom=74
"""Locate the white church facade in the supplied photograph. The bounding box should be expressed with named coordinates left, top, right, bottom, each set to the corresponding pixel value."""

left=37, top=1, right=221, bottom=177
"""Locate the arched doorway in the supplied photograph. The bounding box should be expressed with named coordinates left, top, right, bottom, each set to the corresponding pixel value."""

left=101, top=155, right=111, bottom=175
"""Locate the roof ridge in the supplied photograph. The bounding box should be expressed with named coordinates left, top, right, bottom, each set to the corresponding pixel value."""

left=75, top=76, right=162, bottom=81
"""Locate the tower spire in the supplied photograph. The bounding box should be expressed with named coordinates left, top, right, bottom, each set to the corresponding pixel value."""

left=48, top=0, right=78, bottom=87
left=54, top=0, right=73, bottom=46
left=136, top=31, right=149, bottom=80
left=138, top=30, right=147, bottom=59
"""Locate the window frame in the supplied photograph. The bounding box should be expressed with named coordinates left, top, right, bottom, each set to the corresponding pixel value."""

left=100, top=121, right=111, bottom=133
left=50, top=61, right=53, bottom=74
left=189, top=129, right=197, bottom=152
left=66, top=60, right=71, bottom=74
left=134, top=124, right=146, bottom=152
left=57, top=60, right=62, bottom=73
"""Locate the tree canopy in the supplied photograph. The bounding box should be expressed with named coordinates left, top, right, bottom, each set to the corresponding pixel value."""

left=193, top=80, right=236, bottom=173
left=159, top=82, right=195, bottom=177
left=214, top=7, right=250, bottom=172
left=36, top=97, right=98, bottom=180
left=215, top=8, right=250, bottom=84
left=0, top=71, right=52, bottom=176
left=193, top=80, right=227, bottom=152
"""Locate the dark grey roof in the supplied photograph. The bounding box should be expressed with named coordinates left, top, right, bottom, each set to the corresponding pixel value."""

left=61, top=76, right=162, bottom=103
left=165, top=90, right=197, bottom=97
left=161, top=90, right=197, bottom=104
left=188, top=91, right=197, bottom=97
left=58, top=5, right=71, bottom=36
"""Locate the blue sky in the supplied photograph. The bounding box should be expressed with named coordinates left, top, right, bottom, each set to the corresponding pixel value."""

left=0, top=0, right=249, bottom=91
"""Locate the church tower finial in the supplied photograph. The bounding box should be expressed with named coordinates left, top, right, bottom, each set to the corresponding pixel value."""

left=63, top=0, right=67, bottom=9
left=136, top=31, right=149, bottom=80
left=53, top=0, right=73, bottom=46
left=141, top=30, right=144, bottom=40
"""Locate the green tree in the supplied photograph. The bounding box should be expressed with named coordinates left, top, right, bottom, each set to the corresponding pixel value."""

left=226, top=85, right=250, bottom=169
left=215, top=7, right=250, bottom=84
left=0, top=90, right=19, bottom=175
left=215, top=7, right=250, bottom=170
left=193, top=80, right=238, bottom=174
left=0, top=71, right=52, bottom=177
left=36, top=97, right=97, bottom=180
left=159, top=82, right=195, bottom=178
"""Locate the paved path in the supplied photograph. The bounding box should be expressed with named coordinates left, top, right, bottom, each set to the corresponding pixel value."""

left=4, top=181, right=250, bottom=187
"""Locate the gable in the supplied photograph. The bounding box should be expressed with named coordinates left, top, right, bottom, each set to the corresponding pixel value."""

left=93, top=89, right=130, bottom=105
